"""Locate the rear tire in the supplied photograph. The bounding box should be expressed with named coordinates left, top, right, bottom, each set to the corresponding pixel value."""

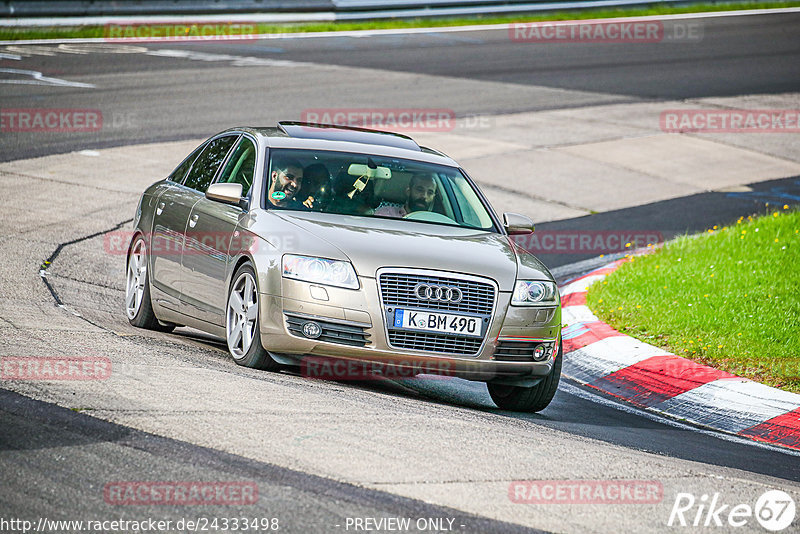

left=226, top=263, right=281, bottom=371
left=126, top=236, right=175, bottom=333
left=487, top=340, right=562, bottom=412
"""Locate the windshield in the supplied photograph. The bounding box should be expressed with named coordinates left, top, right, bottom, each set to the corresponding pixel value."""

left=265, top=148, right=497, bottom=231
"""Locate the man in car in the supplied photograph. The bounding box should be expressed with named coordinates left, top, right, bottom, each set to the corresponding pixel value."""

left=267, top=157, right=304, bottom=209
left=300, top=162, right=331, bottom=210
left=375, top=172, right=437, bottom=218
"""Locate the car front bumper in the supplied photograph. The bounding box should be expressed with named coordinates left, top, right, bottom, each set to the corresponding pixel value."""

left=258, top=276, right=562, bottom=383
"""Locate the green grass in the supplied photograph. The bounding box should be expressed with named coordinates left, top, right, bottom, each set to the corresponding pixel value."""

left=586, top=207, right=800, bottom=393
left=1, top=0, right=799, bottom=41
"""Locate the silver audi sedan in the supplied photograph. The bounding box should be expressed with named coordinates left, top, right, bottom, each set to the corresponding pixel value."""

left=126, top=123, right=562, bottom=412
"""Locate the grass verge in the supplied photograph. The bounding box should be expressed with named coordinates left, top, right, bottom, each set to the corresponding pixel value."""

left=586, top=206, right=800, bottom=393
left=1, top=1, right=799, bottom=41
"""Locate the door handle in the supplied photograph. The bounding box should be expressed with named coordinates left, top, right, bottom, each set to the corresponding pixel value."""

left=188, top=214, right=199, bottom=228
left=156, top=202, right=165, bottom=216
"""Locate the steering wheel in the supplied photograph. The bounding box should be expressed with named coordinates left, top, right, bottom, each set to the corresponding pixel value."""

left=402, top=211, right=456, bottom=224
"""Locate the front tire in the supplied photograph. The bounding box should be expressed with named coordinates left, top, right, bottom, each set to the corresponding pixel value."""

left=226, top=263, right=281, bottom=371
left=126, top=236, right=175, bottom=333
left=487, top=340, right=562, bottom=412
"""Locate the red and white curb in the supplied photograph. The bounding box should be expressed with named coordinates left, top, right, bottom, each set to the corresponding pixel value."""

left=559, top=258, right=800, bottom=452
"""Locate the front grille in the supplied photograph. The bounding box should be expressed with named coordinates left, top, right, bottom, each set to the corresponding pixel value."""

left=285, top=313, right=370, bottom=347
left=388, top=330, right=483, bottom=356
left=379, top=273, right=495, bottom=315
left=493, top=340, right=539, bottom=362
left=379, top=271, right=495, bottom=356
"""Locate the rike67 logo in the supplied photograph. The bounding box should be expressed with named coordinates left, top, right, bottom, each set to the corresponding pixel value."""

left=668, top=490, right=795, bottom=531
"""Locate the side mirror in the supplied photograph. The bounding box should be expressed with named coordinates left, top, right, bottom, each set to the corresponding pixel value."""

left=503, top=212, right=534, bottom=235
left=206, top=182, right=243, bottom=206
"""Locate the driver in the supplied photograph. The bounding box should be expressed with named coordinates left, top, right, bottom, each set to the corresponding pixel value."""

left=267, top=157, right=304, bottom=209
left=375, top=172, right=436, bottom=218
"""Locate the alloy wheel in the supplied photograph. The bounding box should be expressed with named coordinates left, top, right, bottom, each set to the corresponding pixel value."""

left=125, top=239, right=146, bottom=320
left=226, top=271, right=259, bottom=358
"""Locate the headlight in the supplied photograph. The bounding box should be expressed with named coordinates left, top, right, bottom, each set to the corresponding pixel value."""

left=512, top=280, right=558, bottom=306
left=282, top=254, right=359, bottom=289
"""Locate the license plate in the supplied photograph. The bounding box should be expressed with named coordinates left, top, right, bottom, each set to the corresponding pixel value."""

left=393, top=309, right=483, bottom=337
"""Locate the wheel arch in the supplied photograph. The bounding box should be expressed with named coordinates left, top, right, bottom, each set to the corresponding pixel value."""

left=126, top=229, right=145, bottom=265
left=228, top=253, right=255, bottom=290
left=226, top=231, right=282, bottom=296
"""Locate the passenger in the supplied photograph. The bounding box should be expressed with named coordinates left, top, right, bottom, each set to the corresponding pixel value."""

left=300, top=163, right=331, bottom=210
left=375, top=173, right=437, bottom=218
left=267, top=157, right=304, bottom=209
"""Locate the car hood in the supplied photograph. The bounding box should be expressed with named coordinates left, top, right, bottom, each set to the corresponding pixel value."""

left=274, top=212, right=551, bottom=291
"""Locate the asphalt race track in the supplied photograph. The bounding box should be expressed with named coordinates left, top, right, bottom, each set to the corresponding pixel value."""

left=2, top=12, right=800, bottom=161
left=1, top=10, right=800, bottom=533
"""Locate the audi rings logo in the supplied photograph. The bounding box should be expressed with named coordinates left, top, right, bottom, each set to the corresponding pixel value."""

left=413, top=283, right=463, bottom=303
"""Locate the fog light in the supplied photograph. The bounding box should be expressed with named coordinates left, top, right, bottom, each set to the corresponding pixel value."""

left=302, top=321, right=322, bottom=339
left=532, top=344, right=546, bottom=361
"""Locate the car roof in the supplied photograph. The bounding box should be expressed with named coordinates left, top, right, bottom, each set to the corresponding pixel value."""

left=224, top=123, right=459, bottom=167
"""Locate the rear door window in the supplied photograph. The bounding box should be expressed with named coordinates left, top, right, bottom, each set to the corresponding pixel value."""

left=168, top=142, right=206, bottom=183
left=182, top=135, right=237, bottom=192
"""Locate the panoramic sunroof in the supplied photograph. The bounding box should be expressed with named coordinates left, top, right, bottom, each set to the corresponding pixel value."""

left=278, top=121, right=421, bottom=152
